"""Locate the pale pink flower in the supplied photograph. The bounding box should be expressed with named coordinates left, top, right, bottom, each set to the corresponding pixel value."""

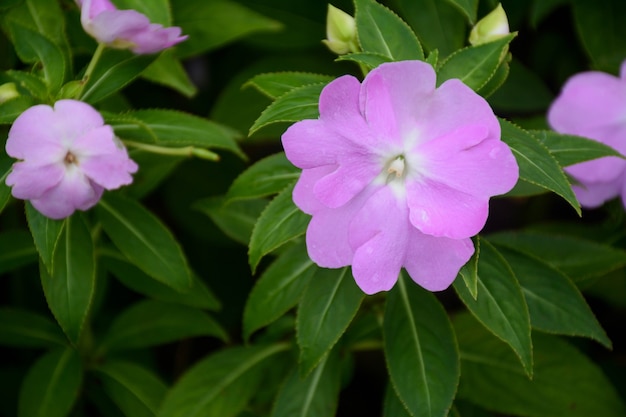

left=548, top=60, right=626, bottom=208
left=282, top=61, right=519, bottom=294
left=5, top=100, right=138, bottom=219
left=77, top=0, right=187, bottom=54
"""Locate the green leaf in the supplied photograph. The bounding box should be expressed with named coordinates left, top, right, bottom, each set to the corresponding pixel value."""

left=437, top=34, right=516, bottom=91
left=453, top=240, right=533, bottom=375
left=158, top=343, right=289, bottom=417
left=488, top=231, right=626, bottom=283
left=171, top=0, right=282, bottom=59
left=0, top=152, right=12, bottom=212
left=194, top=196, right=267, bottom=245
left=80, top=49, right=156, bottom=104
left=245, top=72, right=335, bottom=100
left=0, top=230, right=37, bottom=274
left=40, top=215, right=95, bottom=345
left=500, top=119, right=580, bottom=215
left=355, top=0, right=424, bottom=60
left=100, top=300, right=228, bottom=351
left=101, top=249, right=220, bottom=310
left=383, top=384, right=412, bottom=417
left=297, top=267, right=364, bottom=376
left=393, top=0, right=466, bottom=57
left=142, top=50, right=197, bottom=97
left=26, top=202, right=65, bottom=273
left=7, top=21, right=66, bottom=93
left=18, top=347, right=82, bottom=417
left=534, top=130, right=625, bottom=167
left=226, top=153, right=300, bottom=203
left=271, top=350, right=341, bottom=417
left=0, top=308, right=66, bottom=348
left=96, top=360, right=168, bottom=417
left=0, top=96, right=36, bottom=125
left=336, top=52, right=393, bottom=69
left=458, top=237, right=480, bottom=299
left=384, top=273, right=459, bottom=417
left=115, top=0, right=171, bottom=25
left=488, top=58, right=553, bottom=112
left=494, top=245, right=611, bottom=347
left=113, top=109, right=244, bottom=158
left=455, top=313, right=626, bottom=417
left=444, top=0, right=478, bottom=23
left=249, top=83, right=325, bottom=135
left=96, top=194, right=193, bottom=292
left=6, top=69, right=49, bottom=99
left=478, top=56, right=510, bottom=98
left=243, top=242, right=316, bottom=341
left=572, top=0, right=626, bottom=73
left=248, top=182, right=310, bottom=273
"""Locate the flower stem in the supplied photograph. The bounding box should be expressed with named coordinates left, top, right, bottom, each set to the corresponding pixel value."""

left=123, top=140, right=220, bottom=161
left=76, top=43, right=106, bottom=100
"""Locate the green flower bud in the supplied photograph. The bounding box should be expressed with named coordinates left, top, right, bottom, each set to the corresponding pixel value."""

left=0, top=82, right=19, bottom=104
left=322, top=4, right=358, bottom=55
left=469, top=3, right=509, bottom=46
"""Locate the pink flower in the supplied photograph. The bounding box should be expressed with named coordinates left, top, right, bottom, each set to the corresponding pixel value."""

left=5, top=100, right=138, bottom=219
left=548, top=61, right=626, bottom=208
left=282, top=61, right=519, bottom=294
left=77, top=0, right=187, bottom=54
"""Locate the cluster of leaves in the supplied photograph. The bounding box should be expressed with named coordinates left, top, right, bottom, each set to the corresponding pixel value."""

left=1, top=0, right=626, bottom=417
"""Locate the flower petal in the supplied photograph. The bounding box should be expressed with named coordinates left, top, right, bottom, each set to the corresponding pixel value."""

left=6, top=105, right=65, bottom=163
left=416, top=124, right=518, bottom=197
left=360, top=61, right=436, bottom=144
left=313, top=155, right=379, bottom=208
left=293, top=165, right=335, bottom=214
left=129, top=25, right=188, bottom=54
left=548, top=70, right=626, bottom=137
left=572, top=178, right=622, bottom=209
left=282, top=119, right=356, bottom=169
left=6, top=162, right=65, bottom=200
left=88, top=9, right=150, bottom=44
left=404, top=232, right=474, bottom=291
left=30, top=166, right=102, bottom=219
left=349, top=187, right=408, bottom=294
left=72, top=126, right=138, bottom=189
left=52, top=100, right=106, bottom=142
left=406, top=179, right=489, bottom=239
left=416, top=78, right=500, bottom=147
left=318, top=75, right=379, bottom=149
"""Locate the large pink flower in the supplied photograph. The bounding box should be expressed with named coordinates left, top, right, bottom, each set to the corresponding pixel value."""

left=77, top=0, right=187, bottom=54
left=282, top=61, right=519, bottom=294
left=5, top=100, right=138, bottom=219
left=548, top=60, right=626, bottom=208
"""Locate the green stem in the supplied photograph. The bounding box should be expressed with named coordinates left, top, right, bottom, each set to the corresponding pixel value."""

left=123, top=140, right=220, bottom=161
left=78, top=43, right=106, bottom=99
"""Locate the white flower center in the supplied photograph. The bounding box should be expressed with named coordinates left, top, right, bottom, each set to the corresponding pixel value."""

left=387, top=156, right=405, bottom=178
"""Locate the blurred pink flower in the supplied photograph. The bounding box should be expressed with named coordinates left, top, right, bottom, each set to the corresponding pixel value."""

left=5, top=100, right=138, bottom=219
left=77, top=0, right=187, bottom=54
left=548, top=61, right=626, bottom=208
left=282, top=61, right=519, bottom=294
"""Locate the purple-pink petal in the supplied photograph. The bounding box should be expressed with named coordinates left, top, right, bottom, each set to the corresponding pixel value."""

left=5, top=162, right=65, bottom=200
left=349, top=187, right=409, bottom=294
left=282, top=60, right=519, bottom=294
left=31, top=167, right=103, bottom=219
left=79, top=0, right=186, bottom=54
left=5, top=99, right=137, bottom=219
left=406, top=179, right=489, bottom=239
left=403, top=232, right=474, bottom=292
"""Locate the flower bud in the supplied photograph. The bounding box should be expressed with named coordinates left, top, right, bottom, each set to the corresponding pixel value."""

left=322, top=4, right=358, bottom=55
left=0, top=83, right=19, bottom=104
left=469, top=3, right=509, bottom=46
